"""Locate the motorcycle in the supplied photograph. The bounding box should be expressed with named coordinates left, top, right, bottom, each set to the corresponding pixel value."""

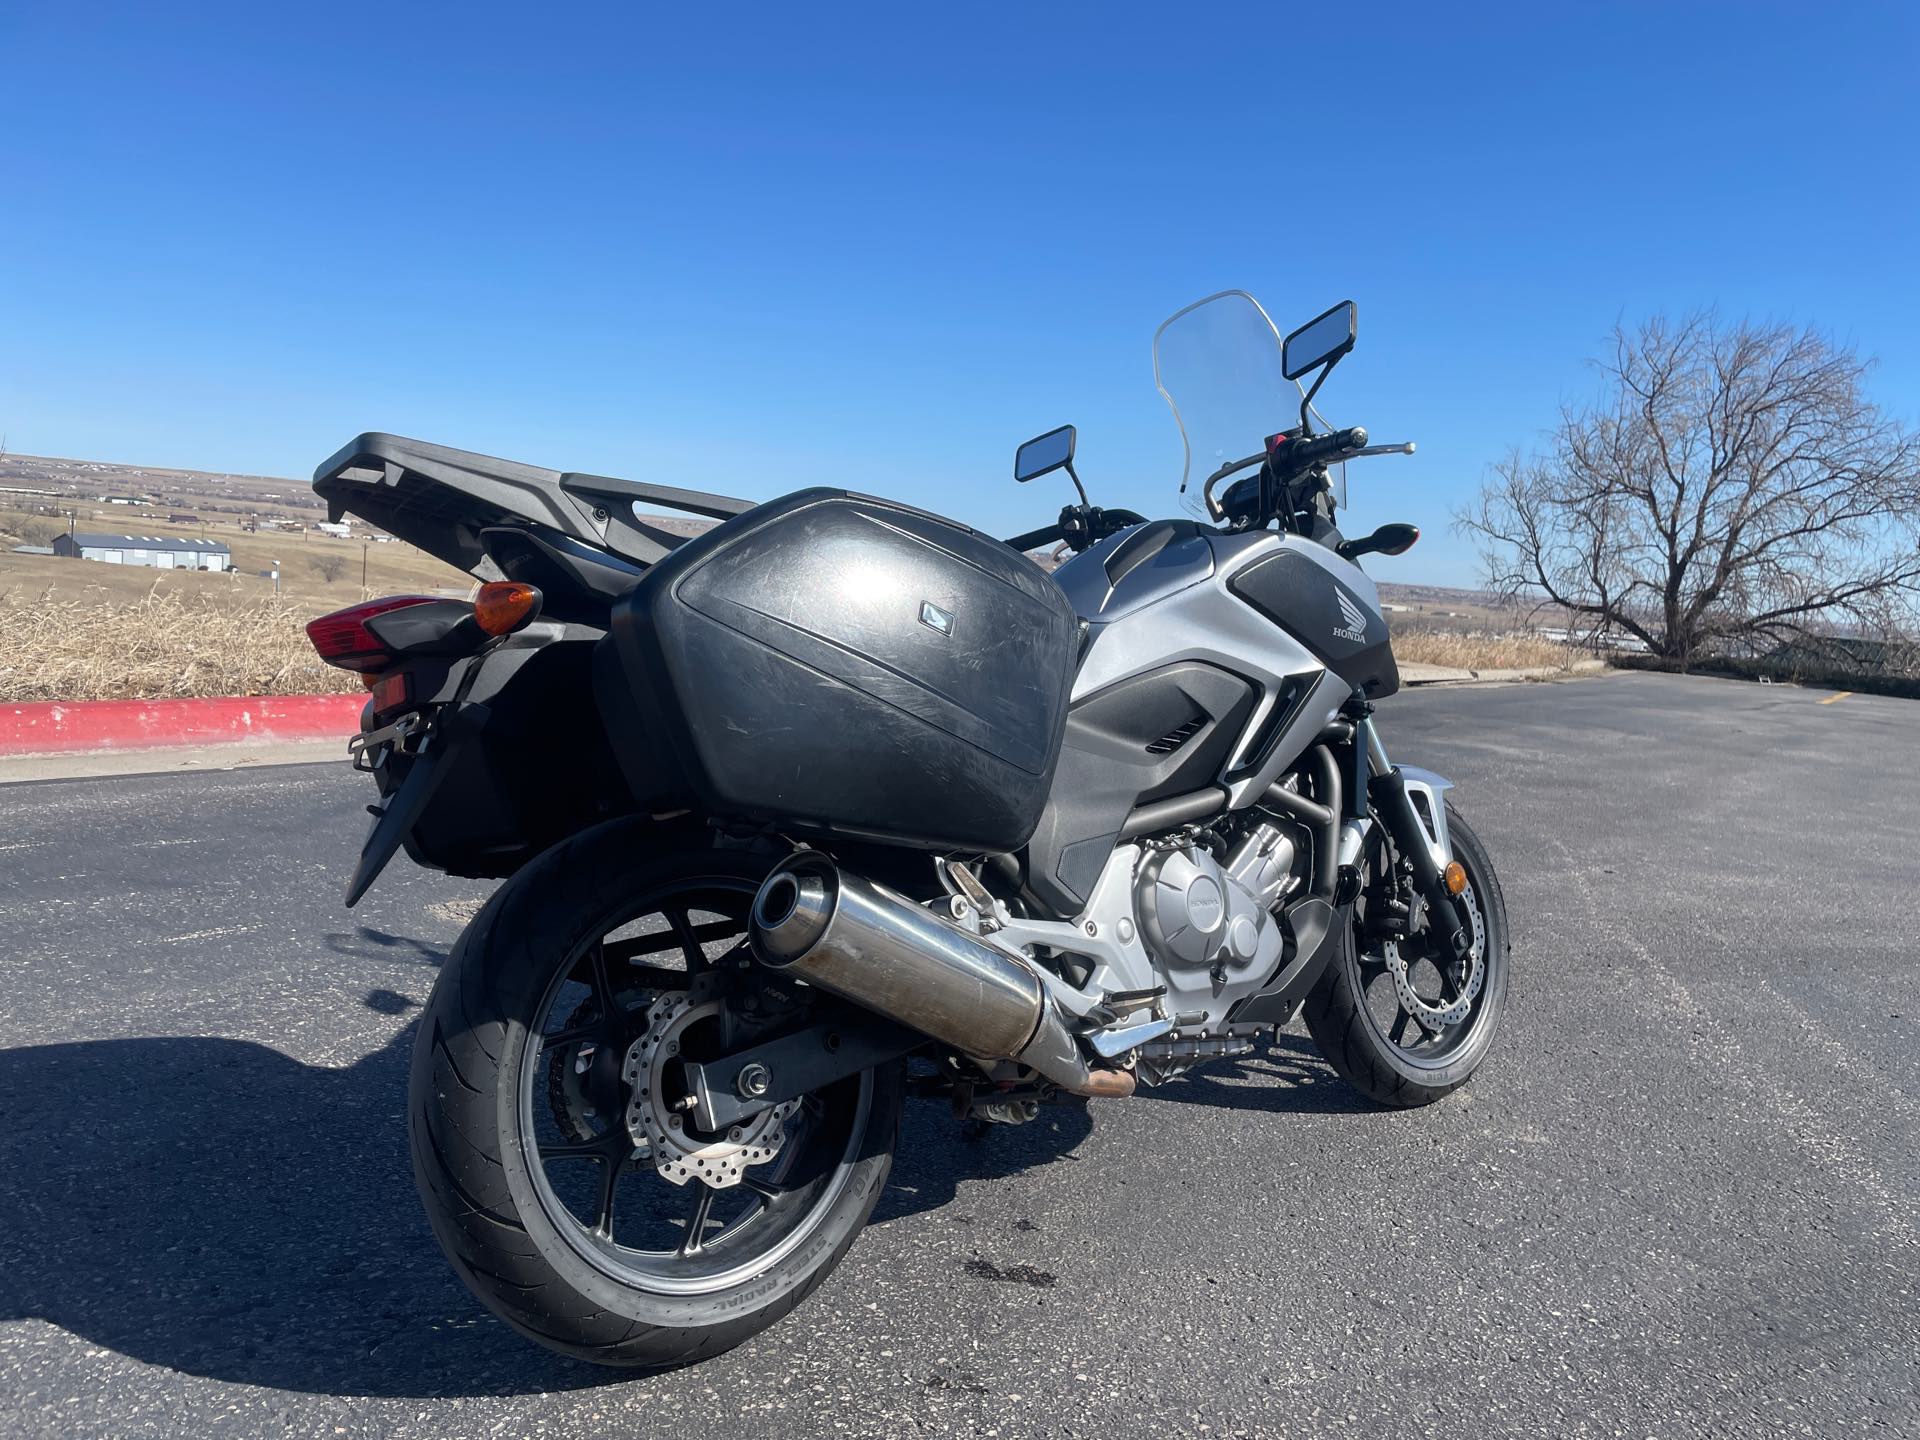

left=309, top=291, right=1510, bottom=1367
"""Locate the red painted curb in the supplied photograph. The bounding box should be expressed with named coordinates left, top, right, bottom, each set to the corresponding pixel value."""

left=0, top=694, right=367, bottom=756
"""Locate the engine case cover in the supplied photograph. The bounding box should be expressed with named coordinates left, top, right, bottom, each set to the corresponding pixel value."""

left=1136, top=845, right=1272, bottom=972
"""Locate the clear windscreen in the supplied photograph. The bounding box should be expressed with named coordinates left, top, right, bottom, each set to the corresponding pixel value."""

left=1154, top=290, right=1344, bottom=517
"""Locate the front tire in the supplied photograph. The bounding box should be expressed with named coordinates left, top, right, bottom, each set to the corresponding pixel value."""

left=1303, top=805, right=1510, bottom=1107
left=408, top=820, right=903, bottom=1368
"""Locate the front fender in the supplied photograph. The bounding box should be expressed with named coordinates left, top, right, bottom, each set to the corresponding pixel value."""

left=1395, top=765, right=1455, bottom=868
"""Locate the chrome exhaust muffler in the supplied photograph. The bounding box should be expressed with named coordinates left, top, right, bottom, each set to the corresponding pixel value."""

left=748, top=853, right=1132, bottom=1098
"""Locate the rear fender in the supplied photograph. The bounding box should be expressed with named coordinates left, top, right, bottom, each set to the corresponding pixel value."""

left=354, top=621, right=636, bottom=892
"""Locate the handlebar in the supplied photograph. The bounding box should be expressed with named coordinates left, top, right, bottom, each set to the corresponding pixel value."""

left=1202, top=426, right=1371, bottom=520
left=1278, top=426, right=1367, bottom=467
left=1005, top=505, right=1148, bottom=556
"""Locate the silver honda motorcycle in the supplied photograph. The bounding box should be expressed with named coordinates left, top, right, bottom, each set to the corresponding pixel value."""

left=311, top=290, right=1510, bottom=1367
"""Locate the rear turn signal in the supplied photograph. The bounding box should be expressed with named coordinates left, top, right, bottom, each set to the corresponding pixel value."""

left=1442, top=860, right=1468, bottom=896
left=473, top=581, right=542, bottom=636
left=305, top=595, right=441, bottom=672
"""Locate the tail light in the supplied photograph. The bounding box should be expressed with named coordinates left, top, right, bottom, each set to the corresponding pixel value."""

left=305, top=596, right=442, bottom=672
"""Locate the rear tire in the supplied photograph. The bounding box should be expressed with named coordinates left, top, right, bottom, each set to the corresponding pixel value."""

left=1303, top=805, right=1509, bottom=1107
left=408, top=819, right=903, bottom=1368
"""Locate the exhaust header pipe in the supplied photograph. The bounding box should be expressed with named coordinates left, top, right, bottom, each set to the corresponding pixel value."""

left=749, top=854, right=1131, bottom=1098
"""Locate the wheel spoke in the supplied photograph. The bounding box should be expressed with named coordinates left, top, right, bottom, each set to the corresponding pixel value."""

left=587, top=941, right=614, bottom=1010
left=666, top=906, right=707, bottom=969
left=535, top=1022, right=602, bottom=1053
left=737, top=1174, right=787, bottom=1202
left=1388, top=1009, right=1412, bottom=1046
left=592, top=1151, right=623, bottom=1238
left=622, top=962, right=700, bottom=992
left=679, top=1182, right=717, bottom=1256
left=606, top=921, right=740, bottom=967
left=539, top=1137, right=609, bottom=1161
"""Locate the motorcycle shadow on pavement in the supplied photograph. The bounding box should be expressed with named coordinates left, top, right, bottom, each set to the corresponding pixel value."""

left=869, top=1032, right=1369, bottom=1226
left=0, top=1003, right=611, bottom=1399
left=0, top=994, right=1361, bottom=1398
left=0, top=995, right=1103, bottom=1397
left=1130, top=1032, right=1380, bottom=1116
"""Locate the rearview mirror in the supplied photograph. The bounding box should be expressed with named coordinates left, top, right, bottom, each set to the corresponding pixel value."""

left=1338, top=522, right=1420, bottom=563
left=1014, top=424, right=1076, bottom=483
left=1282, top=301, right=1357, bottom=381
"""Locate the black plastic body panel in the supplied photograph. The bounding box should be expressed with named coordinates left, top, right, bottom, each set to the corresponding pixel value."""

left=1227, top=549, right=1400, bottom=698
left=481, top=526, right=646, bottom=621
left=1019, top=662, right=1257, bottom=915
left=1101, top=519, right=1208, bottom=590
left=602, top=489, right=1078, bottom=852
left=366, top=629, right=634, bottom=883
left=312, top=431, right=749, bottom=578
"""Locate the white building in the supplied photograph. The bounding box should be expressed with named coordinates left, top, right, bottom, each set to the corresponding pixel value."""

left=53, top=532, right=232, bottom=572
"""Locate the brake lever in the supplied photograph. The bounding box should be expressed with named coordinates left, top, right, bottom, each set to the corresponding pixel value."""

left=1346, top=442, right=1416, bottom=458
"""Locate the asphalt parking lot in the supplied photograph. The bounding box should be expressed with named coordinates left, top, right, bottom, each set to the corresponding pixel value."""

left=1, top=670, right=1914, bottom=1438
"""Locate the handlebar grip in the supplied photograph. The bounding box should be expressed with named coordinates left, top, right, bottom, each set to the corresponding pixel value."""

left=1284, top=426, right=1368, bottom=465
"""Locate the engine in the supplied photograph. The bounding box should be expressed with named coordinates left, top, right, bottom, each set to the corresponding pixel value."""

left=1132, top=818, right=1301, bottom=1023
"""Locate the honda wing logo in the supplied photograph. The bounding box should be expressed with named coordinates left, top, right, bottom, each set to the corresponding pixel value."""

left=1332, top=588, right=1369, bottom=644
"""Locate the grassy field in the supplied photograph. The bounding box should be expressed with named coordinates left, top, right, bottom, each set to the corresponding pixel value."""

left=2, top=449, right=1585, bottom=701
left=1, top=515, right=471, bottom=615
left=0, top=528, right=477, bottom=702
left=0, top=584, right=359, bottom=703
left=2, top=466, right=476, bottom=701
left=1390, top=628, right=1582, bottom=671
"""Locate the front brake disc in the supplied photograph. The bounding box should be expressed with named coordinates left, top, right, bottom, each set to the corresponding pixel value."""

left=1380, top=882, right=1485, bottom=1028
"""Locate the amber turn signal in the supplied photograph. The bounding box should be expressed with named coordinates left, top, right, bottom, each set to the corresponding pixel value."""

left=1442, top=860, right=1468, bottom=896
left=473, top=581, right=542, bottom=636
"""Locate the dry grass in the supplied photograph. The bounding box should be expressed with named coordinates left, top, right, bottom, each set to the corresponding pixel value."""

left=1391, top=629, right=1584, bottom=671
left=0, top=582, right=358, bottom=702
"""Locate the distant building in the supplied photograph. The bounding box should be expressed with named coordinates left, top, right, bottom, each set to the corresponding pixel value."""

left=52, top=532, right=231, bottom=572
left=167, top=513, right=202, bottom=524
left=316, top=520, right=352, bottom=538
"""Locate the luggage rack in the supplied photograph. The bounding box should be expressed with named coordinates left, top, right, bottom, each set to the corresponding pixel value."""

left=312, top=431, right=753, bottom=576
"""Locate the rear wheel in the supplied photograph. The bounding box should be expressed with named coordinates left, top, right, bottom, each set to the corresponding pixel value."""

left=1303, top=805, right=1509, bottom=1107
left=409, top=820, right=903, bottom=1368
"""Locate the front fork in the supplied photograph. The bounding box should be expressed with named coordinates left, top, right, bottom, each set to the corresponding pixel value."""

left=1351, top=713, right=1473, bottom=959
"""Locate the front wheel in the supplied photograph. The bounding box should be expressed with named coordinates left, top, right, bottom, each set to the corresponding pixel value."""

left=408, top=821, right=903, bottom=1368
left=1303, top=804, right=1510, bottom=1107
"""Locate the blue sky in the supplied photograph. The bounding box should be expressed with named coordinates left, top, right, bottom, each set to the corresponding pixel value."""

left=4, top=3, right=1916, bottom=586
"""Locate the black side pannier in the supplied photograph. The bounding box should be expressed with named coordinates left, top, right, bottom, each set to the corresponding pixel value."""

left=598, top=489, right=1078, bottom=852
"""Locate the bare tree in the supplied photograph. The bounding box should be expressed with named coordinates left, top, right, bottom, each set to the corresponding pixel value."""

left=309, top=554, right=346, bottom=584
left=1460, top=314, right=1920, bottom=663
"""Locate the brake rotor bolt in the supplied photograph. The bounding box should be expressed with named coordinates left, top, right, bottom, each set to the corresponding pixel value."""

left=1085, top=921, right=1098, bottom=936
left=729, top=1127, right=743, bottom=1141
left=668, top=1115, right=682, bottom=1130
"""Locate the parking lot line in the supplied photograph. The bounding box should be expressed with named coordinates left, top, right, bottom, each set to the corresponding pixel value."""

left=1818, top=691, right=1853, bottom=705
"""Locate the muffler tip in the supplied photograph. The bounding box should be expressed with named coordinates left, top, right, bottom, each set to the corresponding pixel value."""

left=749, top=857, right=836, bottom=967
